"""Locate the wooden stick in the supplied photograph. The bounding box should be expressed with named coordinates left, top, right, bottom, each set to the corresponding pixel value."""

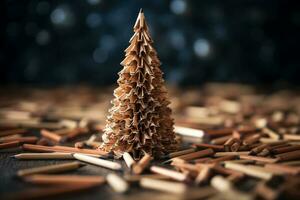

left=124, top=174, right=170, bottom=182
left=0, top=136, right=38, bottom=144
left=150, top=166, right=189, bottom=182
left=211, top=135, right=231, bottom=145
left=194, top=143, right=224, bottom=151
left=174, top=126, right=204, bottom=138
left=211, top=176, right=253, bottom=200
left=214, top=151, right=249, bottom=157
left=176, top=148, right=214, bottom=161
left=224, top=162, right=273, bottom=180
left=0, top=128, right=28, bottom=137
left=0, top=140, right=20, bottom=149
left=264, top=163, right=300, bottom=175
left=106, top=173, right=129, bottom=193
left=166, top=148, right=196, bottom=158
left=212, top=165, right=244, bottom=177
left=23, top=174, right=106, bottom=185
left=140, top=178, right=187, bottom=194
left=283, top=134, right=300, bottom=141
left=243, top=134, right=261, bottom=145
left=73, top=153, right=121, bottom=170
left=17, top=161, right=83, bottom=177
left=231, top=140, right=241, bottom=152
left=207, top=155, right=237, bottom=164
left=193, top=157, right=212, bottom=163
left=224, top=137, right=238, bottom=151
left=123, top=152, right=136, bottom=169
left=262, top=127, right=281, bottom=140
left=12, top=153, right=79, bottom=160
left=280, top=160, right=300, bottom=166
left=239, top=155, right=279, bottom=163
left=22, top=144, right=107, bottom=156
left=272, top=145, right=300, bottom=154
left=250, top=144, right=269, bottom=155
left=41, top=129, right=63, bottom=143
left=132, top=153, right=152, bottom=174
left=195, top=166, right=211, bottom=184
left=276, top=150, right=300, bottom=161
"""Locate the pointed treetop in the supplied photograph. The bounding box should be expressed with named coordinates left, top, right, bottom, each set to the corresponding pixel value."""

left=134, top=8, right=147, bottom=31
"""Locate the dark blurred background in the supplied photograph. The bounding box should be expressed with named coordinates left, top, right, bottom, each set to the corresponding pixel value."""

left=1, top=0, right=299, bottom=86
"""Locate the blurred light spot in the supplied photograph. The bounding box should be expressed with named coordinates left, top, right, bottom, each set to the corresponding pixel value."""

left=36, top=1, right=50, bottom=15
left=170, top=0, right=186, bottom=15
left=25, top=22, right=38, bottom=36
left=86, top=13, right=102, bottom=28
left=87, top=0, right=101, bottom=5
left=99, top=35, right=116, bottom=51
left=193, top=39, right=211, bottom=58
left=93, top=48, right=108, bottom=64
left=50, top=5, right=75, bottom=28
left=169, top=30, right=185, bottom=50
left=36, top=30, right=50, bottom=45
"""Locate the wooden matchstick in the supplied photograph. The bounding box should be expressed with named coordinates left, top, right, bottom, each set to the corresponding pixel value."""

left=214, top=151, right=250, bottom=157
left=40, top=129, right=63, bottom=143
left=22, top=144, right=107, bottom=156
left=239, top=155, right=279, bottom=163
left=106, top=173, right=129, bottom=193
left=123, top=152, right=136, bottom=169
left=140, top=178, right=187, bottom=194
left=73, top=153, right=121, bottom=170
left=23, top=174, right=106, bottom=185
left=210, top=135, right=232, bottom=145
left=0, top=141, right=20, bottom=149
left=243, top=134, right=261, bottom=145
left=124, top=174, right=170, bottom=182
left=0, top=128, right=27, bottom=137
left=0, top=136, right=38, bottom=144
left=193, top=157, right=212, bottom=163
left=195, top=166, right=211, bottom=185
left=250, top=144, right=269, bottom=155
left=174, top=126, right=204, bottom=138
left=166, top=148, right=196, bottom=158
left=283, top=134, right=300, bottom=141
left=175, top=148, right=214, bottom=161
left=276, top=150, right=300, bottom=161
left=132, top=153, right=152, bottom=174
left=150, top=166, right=189, bottom=182
left=207, top=155, right=237, bottom=164
left=272, top=145, right=300, bottom=154
left=17, top=161, right=83, bottom=177
left=224, top=137, right=238, bottom=151
left=262, top=127, right=281, bottom=140
left=212, top=165, right=244, bottom=177
left=264, top=164, right=300, bottom=175
left=194, top=143, right=224, bottom=151
left=224, top=162, right=273, bottom=180
left=12, top=153, right=78, bottom=160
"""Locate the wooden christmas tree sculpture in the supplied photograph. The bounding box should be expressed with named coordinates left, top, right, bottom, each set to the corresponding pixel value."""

left=100, top=9, right=177, bottom=159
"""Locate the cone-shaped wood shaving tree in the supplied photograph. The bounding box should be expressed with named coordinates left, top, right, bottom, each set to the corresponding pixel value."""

left=100, top=9, right=177, bottom=159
